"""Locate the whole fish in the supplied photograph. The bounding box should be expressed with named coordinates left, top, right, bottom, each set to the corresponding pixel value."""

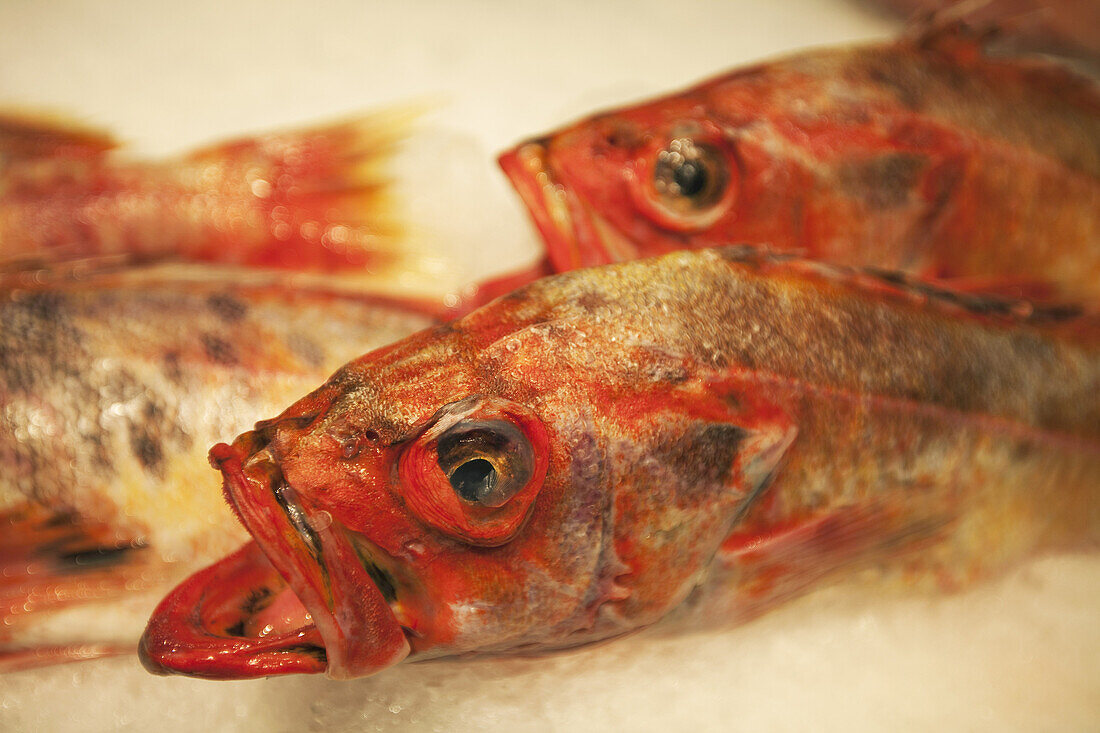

left=0, top=110, right=456, bottom=299
left=140, top=247, right=1099, bottom=679
left=0, top=274, right=436, bottom=669
left=498, top=32, right=1100, bottom=301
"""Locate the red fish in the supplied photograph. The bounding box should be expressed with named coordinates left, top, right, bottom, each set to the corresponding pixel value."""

left=140, top=247, right=1100, bottom=679
left=0, top=110, right=455, bottom=299
left=498, top=32, right=1100, bottom=301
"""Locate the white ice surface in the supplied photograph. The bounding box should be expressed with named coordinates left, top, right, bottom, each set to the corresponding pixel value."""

left=0, top=1, right=1097, bottom=731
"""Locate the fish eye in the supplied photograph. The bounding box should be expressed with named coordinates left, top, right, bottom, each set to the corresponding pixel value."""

left=652, top=138, right=727, bottom=212
left=450, top=459, right=496, bottom=502
left=635, top=136, right=736, bottom=230
left=397, top=396, right=549, bottom=546
left=436, top=420, right=534, bottom=508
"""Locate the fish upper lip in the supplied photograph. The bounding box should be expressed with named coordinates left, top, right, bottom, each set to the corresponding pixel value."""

left=500, top=141, right=638, bottom=270
left=139, top=438, right=409, bottom=680
left=212, top=440, right=410, bottom=679
left=499, top=142, right=586, bottom=271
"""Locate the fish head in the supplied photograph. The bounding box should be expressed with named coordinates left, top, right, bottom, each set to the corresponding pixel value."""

left=140, top=261, right=795, bottom=679
left=498, top=72, right=811, bottom=272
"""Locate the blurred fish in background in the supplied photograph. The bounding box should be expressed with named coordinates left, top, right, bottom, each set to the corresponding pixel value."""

left=0, top=114, right=443, bottom=670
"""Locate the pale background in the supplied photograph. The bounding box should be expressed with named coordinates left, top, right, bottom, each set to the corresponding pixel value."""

left=0, top=1, right=1097, bottom=730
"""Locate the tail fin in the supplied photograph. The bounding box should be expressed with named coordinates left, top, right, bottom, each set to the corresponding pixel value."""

left=898, top=0, right=1100, bottom=71
left=176, top=109, right=414, bottom=273
left=0, top=108, right=459, bottom=300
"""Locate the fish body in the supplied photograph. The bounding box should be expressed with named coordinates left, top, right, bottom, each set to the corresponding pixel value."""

left=499, top=35, right=1100, bottom=301
left=0, top=274, right=436, bottom=666
left=0, top=112, right=455, bottom=299
left=140, top=247, right=1100, bottom=679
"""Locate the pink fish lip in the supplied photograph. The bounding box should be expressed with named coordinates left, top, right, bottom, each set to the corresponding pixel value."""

left=499, top=141, right=612, bottom=272
left=138, top=540, right=328, bottom=679
left=139, top=440, right=410, bottom=680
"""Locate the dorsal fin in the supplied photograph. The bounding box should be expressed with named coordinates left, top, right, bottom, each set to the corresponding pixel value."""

left=900, top=0, right=1100, bottom=71
left=715, top=245, right=1099, bottom=337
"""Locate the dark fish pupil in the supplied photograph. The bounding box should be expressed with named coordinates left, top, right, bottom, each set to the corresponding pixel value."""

left=450, top=458, right=497, bottom=503
left=674, top=159, right=707, bottom=198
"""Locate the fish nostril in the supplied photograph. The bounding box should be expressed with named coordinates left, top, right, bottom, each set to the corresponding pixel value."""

left=247, top=413, right=324, bottom=462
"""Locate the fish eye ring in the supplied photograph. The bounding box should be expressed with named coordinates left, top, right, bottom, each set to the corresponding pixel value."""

left=397, top=396, right=549, bottom=546
left=633, top=136, right=737, bottom=231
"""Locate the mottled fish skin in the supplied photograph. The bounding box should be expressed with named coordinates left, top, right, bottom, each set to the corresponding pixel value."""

left=143, top=247, right=1099, bottom=679
left=499, top=34, right=1100, bottom=301
left=0, top=275, right=436, bottom=654
left=870, top=0, right=1100, bottom=68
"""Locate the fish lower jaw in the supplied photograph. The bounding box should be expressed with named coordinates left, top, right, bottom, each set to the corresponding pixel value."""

left=138, top=540, right=328, bottom=679
left=143, top=441, right=410, bottom=679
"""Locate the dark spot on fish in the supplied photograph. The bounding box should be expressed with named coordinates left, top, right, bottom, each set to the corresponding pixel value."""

left=864, top=59, right=926, bottom=110
left=577, top=291, right=611, bottom=313
left=56, top=541, right=145, bottom=572
left=240, top=586, right=273, bottom=617
left=162, top=350, right=184, bottom=383
left=648, top=363, right=688, bottom=384
left=715, top=244, right=762, bottom=266
left=206, top=293, right=248, bottom=323
left=364, top=562, right=398, bottom=604
left=201, top=333, right=238, bottom=365
left=1028, top=303, right=1083, bottom=323
left=130, top=431, right=164, bottom=474
left=662, top=423, right=747, bottom=491
left=43, top=512, right=78, bottom=529
left=279, top=645, right=327, bottom=662
left=839, top=153, right=927, bottom=210
left=714, top=245, right=795, bottom=269
left=0, top=291, right=83, bottom=393
left=602, top=121, right=644, bottom=151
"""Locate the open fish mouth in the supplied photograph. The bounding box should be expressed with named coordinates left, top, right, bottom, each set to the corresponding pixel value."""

left=139, top=437, right=409, bottom=679
left=499, top=142, right=638, bottom=271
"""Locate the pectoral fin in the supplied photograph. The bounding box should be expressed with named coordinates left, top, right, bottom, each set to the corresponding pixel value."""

left=714, top=495, right=953, bottom=623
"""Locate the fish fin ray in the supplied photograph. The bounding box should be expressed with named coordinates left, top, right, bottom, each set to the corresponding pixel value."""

left=0, top=643, right=130, bottom=673
left=904, top=10, right=1100, bottom=111
left=1, top=106, right=462, bottom=300
left=177, top=108, right=419, bottom=272
left=714, top=497, right=953, bottom=620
